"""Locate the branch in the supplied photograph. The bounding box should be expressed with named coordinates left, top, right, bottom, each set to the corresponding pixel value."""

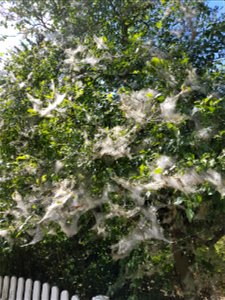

left=205, top=227, right=225, bottom=248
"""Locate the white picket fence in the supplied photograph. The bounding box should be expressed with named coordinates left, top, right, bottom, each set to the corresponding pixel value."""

left=0, top=276, right=109, bottom=300
left=0, top=276, right=80, bottom=300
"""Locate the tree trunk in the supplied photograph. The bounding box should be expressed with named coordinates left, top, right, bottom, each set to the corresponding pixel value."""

left=172, top=241, right=199, bottom=300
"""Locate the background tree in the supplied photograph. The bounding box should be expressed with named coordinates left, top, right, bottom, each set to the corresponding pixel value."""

left=0, top=1, right=225, bottom=299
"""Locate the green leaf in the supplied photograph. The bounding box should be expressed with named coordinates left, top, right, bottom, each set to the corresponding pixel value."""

left=16, top=155, right=30, bottom=161
left=151, top=57, right=162, bottom=65
left=186, top=208, right=194, bottom=222
left=174, top=197, right=184, bottom=205
left=27, top=108, right=38, bottom=115
left=156, top=21, right=163, bottom=29
left=41, top=174, right=47, bottom=182
left=154, top=167, right=163, bottom=174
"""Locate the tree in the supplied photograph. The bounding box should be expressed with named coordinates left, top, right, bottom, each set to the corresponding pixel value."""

left=0, top=1, right=225, bottom=299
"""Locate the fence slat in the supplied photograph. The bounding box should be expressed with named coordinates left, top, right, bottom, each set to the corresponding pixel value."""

left=60, top=290, right=69, bottom=300
left=2, top=276, right=10, bottom=300
left=0, top=276, right=3, bottom=298
left=8, top=276, right=17, bottom=300
left=24, top=279, right=33, bottom=300
left=16, top=278, right=24, bottom=300
left=71, top=296, right=80, bottom=300
left=41, top=283, right=50, bottom=300
left=50, top=286, right=59, bottom=300
left=32, top=281, right=41, bottom=300
left=92, top=297, right=109, bottom=300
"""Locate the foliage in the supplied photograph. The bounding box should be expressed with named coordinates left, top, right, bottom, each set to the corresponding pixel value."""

left=0, top=1, right=225, bottom=299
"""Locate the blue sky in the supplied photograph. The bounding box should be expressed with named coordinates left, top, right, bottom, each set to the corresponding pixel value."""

left=207, top=0, right=225, bottom=11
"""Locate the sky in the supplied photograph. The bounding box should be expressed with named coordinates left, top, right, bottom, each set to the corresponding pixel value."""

left=0, top=23, right=20, bottom=53
left=0, top=3, right=20, bottom=67
left=207, top=0, right=225, bottom=10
